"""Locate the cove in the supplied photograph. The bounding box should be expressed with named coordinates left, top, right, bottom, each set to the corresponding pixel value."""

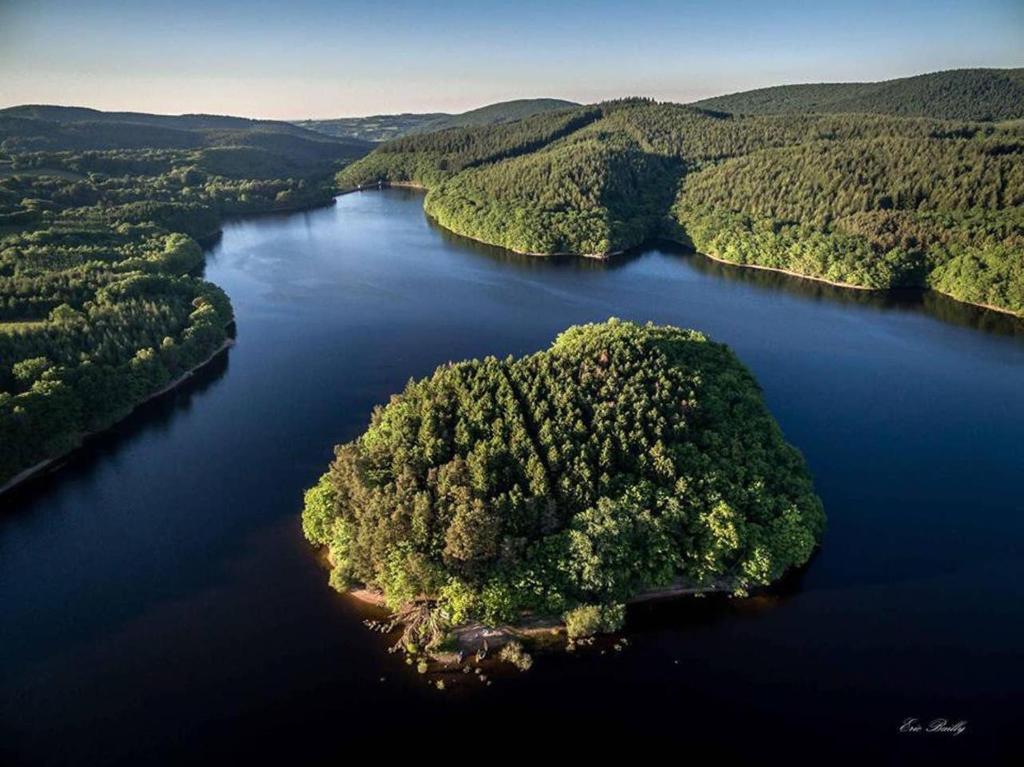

left=1, top=189, right=1021, bottom=764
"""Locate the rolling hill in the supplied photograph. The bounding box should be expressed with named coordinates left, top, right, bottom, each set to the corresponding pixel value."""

left=692, top=68, right=1024, bottom=122
left=0, top=105, right=373, bottom=177
left=339, top=92, right=1024, bottom=315
left=297, top=98, right=579, bottom=141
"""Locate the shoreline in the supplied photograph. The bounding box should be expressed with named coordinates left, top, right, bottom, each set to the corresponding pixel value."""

left=687, top=244, right=1024, bottom=318
left=346, top=186, right=1023, bottom=318
left=345, top=578, right=741, bottom=653
left=338, top=184, right=624, bottom=258
left=337, top=180, right=428, bottom=196
left=428, top=209, right=622, bottom=259
left=0, top=337, right=235, bottom=498
left=1, top=191, right=337, bottom=501
left=682, top=245, right=877, bottom=291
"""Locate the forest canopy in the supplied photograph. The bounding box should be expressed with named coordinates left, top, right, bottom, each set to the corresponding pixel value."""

left=296, top=98, right=579, bottom=142
left=0, top=108, right=370, bottom=487
left=303, top=320, right=825, bottom=630
left=691, top=68, right=1024, bottom=122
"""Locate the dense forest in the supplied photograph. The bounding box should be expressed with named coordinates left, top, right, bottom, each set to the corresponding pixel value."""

left=3, top=68, right=1021, bottom=487
left=338, top=70, right=1024, bottom=314
left=692, top=68, right=1024, bottom=122
left=296, top=98, right=578, bottom=142
left=303, top=320, right=824, bottom=638
left=0, top=107, right=371, bottom=487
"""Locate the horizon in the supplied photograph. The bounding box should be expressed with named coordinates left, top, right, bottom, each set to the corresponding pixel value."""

left=5, top=65, right=1024, bottom=123
left=1, top=0, right=1022, bottom=120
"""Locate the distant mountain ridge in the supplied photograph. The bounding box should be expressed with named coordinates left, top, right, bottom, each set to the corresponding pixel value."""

left=692, top=68, right=1024, bottom=122
left=1, top=104, right=322, bottom=136
left=297, top=98, right=579, bottom=141
left=0, top=104, right=373, bottom=177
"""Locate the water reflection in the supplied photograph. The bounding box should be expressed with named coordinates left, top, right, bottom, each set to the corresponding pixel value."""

left=2, top=190, right=1020, bottom=764
left=668, top=243, right=1024, bottom=338
left=0, top=345, right=232, bottom=518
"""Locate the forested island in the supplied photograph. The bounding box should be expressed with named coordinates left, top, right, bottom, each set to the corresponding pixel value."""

left=303, top=320, right=825, bottom=648
left=338, top=68, right=1024, bottom=316
left=0, top=107, right=371, bottom=489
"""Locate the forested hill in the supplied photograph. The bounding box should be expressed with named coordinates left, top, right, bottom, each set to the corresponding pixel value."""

left=2, top=105, right=326, bottom=135
left=417, top=99, right=580, bottom=133
left=297, top=98, right=579, bottom=141
left=293, top=113, right=448, bottom=142
left=339, top=93, right=1024, bottom=315
left=0, top=105, right=372, bottom=177
left=692, top=68, right=1024, bottom=122
left=0, top=106, right=370, bottom=489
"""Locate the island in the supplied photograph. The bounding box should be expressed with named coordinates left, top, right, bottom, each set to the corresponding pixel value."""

left=303, top=320, right=825, bottom=656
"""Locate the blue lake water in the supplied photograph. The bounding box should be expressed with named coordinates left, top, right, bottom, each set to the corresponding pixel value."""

left=2, top=189, right=1022, bottom=763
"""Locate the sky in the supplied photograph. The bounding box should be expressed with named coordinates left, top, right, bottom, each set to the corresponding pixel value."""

left=0, top=0, right=1021, bottom=119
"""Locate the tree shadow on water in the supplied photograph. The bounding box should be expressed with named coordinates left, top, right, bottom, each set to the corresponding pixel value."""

left=1, top=347, right=232, bottom=522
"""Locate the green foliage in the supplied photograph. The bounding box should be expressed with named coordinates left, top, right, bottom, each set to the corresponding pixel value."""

left=336, top=106, right=602, bottom=188
left=673, top=129, right=1024, bottom=309
left=498, top=640, right=534, bottom=671
left=0, top=108, right=368, bottom=487
left=692, top=68, right=1024, bottom=122
left=0, top=105, right=372, bottom=174
left=301, top=473, right=337, bottom=546
left=564, top=603, right=626, bottom=639
left=423, top=126, right=681, bottom=254
left=414, top=99, right=581, bottom=133
left=305, top=320, right=824, bottom=624
left=298, top=99, right=578, bottom=142
left=341, top=90, right=1023, bottom=313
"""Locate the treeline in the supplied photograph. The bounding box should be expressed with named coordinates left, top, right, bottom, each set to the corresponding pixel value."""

left=0, top=105, right=371, bottom=171
left=692, top=68, right=1024, bottom=123
left=297, top=98, right=579, bottom=142
left=337, top=106, right=602, bottom=188
left=673, top=130, right=1024, bottom=307
left=304, top=320, right=824, bottom=629
left=0, top=112, right=369, bottom=487
left=340, top=94, right=1024, bottom=315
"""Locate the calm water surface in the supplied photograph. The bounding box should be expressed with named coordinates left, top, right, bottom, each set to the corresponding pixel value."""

left=2, top=190, right=1022, bottom=764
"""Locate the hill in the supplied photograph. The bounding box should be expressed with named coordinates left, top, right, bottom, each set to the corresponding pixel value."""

left=303, top=319, right=824, bottom=638
left=0, top=105, right=373, bottom=177
left=338, top=94, right=1024, bottom=315
left=293, top=113, right=448, bottom=142
left=297, top=98, right=579, bottom=141
left=692, top=68, right=1024, bottom=122
left=416, top=98, right=579, bottom=132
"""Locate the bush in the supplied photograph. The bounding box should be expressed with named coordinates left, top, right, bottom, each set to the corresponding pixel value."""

left=564, top=603, right=626, bottom=639
left=498, top=640, right=534, bottom=671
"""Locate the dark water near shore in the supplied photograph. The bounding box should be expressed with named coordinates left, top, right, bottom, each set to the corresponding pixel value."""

left=3, top=190, right=1022, bottom=764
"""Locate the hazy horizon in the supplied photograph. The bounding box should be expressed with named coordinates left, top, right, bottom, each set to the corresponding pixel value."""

left=1, top=0, right=1022, bottom=120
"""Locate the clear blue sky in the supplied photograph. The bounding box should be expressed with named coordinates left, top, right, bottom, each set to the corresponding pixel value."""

left=1, top=0, right=1021, bottom=119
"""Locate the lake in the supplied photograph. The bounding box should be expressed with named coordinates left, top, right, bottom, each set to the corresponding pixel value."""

left=2, top=189, right=1022, bottom=763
